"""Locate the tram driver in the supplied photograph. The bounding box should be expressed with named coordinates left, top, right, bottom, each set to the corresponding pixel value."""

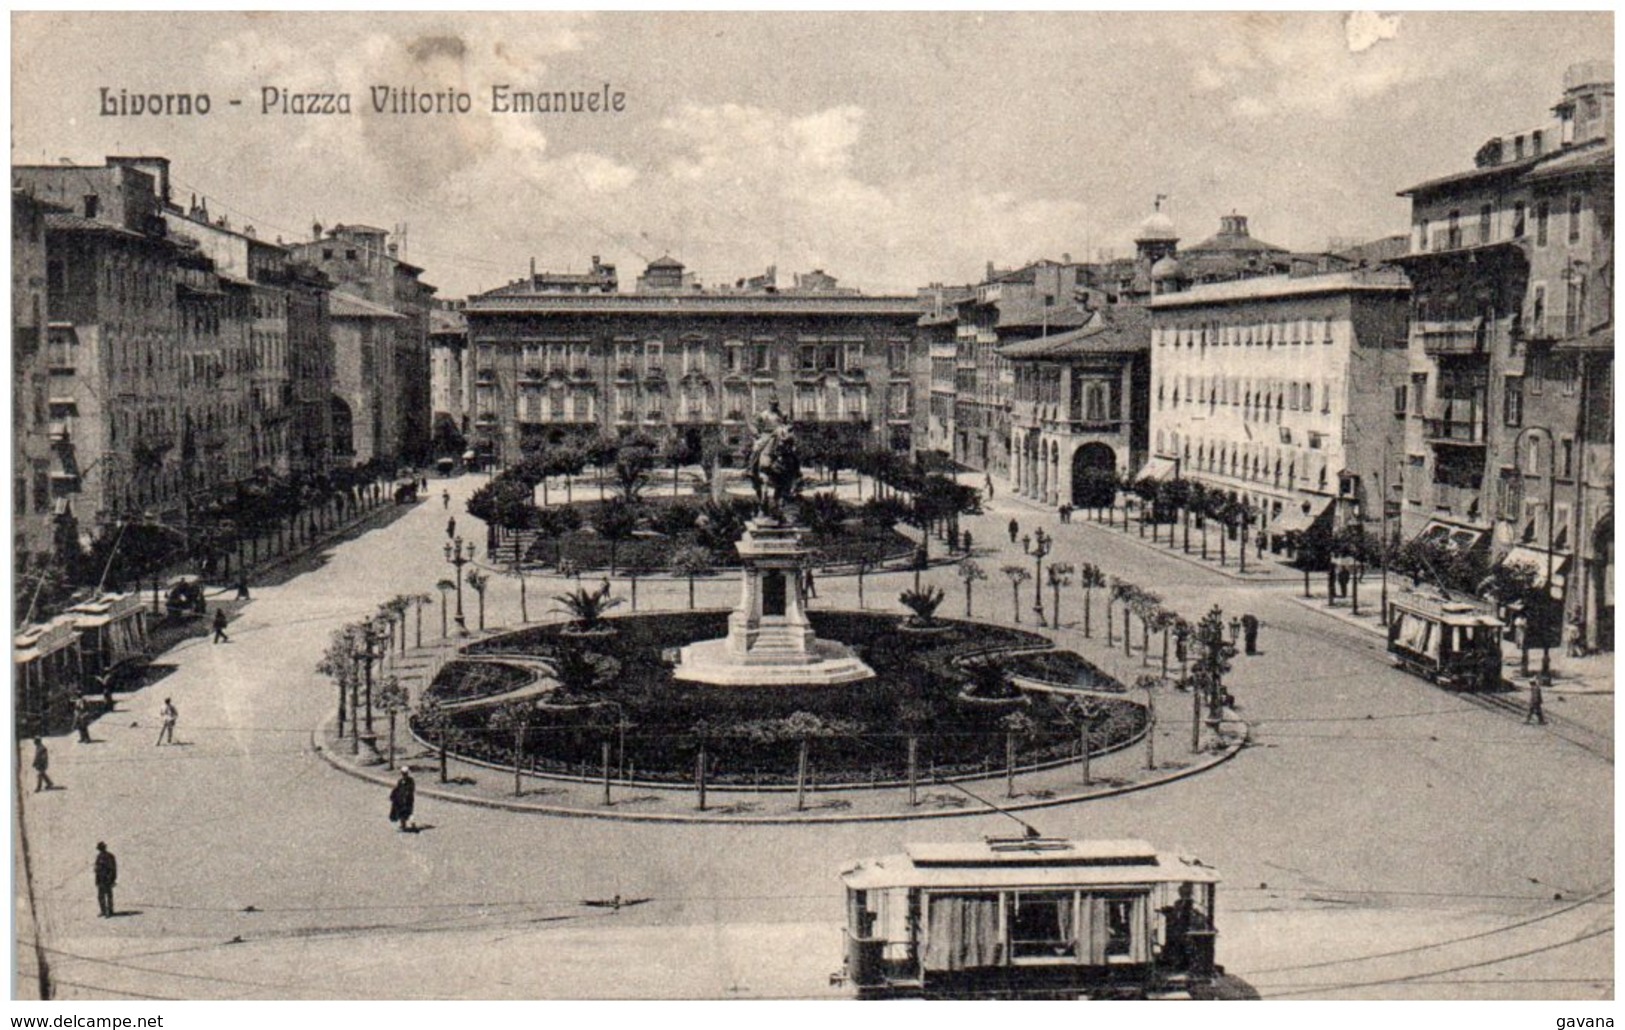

left=1160, top=883, right=1210, bottom=970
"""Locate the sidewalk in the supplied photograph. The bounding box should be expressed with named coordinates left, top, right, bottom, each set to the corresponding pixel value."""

left=983, top=489, right=1302, bottom=584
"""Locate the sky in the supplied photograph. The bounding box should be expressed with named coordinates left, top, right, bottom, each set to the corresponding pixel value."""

left=10, top=11, right=1614, bottom=298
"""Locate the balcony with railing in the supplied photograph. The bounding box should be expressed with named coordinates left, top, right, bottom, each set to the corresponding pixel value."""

left=1413, top=318, right=1493, bottom=356
left=1423, top=398, right=1488, bottom=445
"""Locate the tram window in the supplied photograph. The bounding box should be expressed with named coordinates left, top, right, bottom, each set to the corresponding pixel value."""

left=1009, top=892, right=1077, bottom=960
left=1105, top=898, right=1134, bottom=956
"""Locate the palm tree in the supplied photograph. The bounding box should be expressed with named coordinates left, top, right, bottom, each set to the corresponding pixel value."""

left=667, top=545, right=713, bottom=610
left=551, top=581, right=624, bottom=632
left=898, top=585, right=946, bottom=627
left=487, top=700, right=535, bottom=797
left=412, top=593, right=432, bottom=647
left=1001, top=566, right=1032, bottom=625
left=1064, top=696, right=1103, bottom=785
left=1077, top=563, right=1105, bottom=638
left=956, top=559, right=987, bottom=618
left=1001, top=710, right=1035, bottom=798
left=378, top=677, right=409, bottom=770
left=897, top=696, right=934, bottom=807
left=466, top=569, right=490, bottom=631
left=436, top=579, right=456, bottom=638
left=416, top=698, right=455, bottom=783
left=1046, top=562, right=1074, bottom=628
left=1135, top=674, right=1162, bottom=770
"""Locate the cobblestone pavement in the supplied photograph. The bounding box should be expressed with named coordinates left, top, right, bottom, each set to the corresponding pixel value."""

left=14, top=471, right=1612, bottom=1000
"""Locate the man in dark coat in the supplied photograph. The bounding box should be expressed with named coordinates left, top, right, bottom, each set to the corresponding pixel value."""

left=1008, top=518, right=1019, bottom=544
left=212, top=608, right=230, bottom=644
left=32, top=739, right=54, bottom=792
left=1241, top=613, right=1260, bottom=655
left=94, top=842, right=117, bottom=917
left=72, top=694, right=92, bottom=742
left=389, top=770, right=416, bottom=831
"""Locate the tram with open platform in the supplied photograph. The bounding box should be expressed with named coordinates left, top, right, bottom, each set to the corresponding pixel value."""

left=838, top=835, right=1220, bottom=999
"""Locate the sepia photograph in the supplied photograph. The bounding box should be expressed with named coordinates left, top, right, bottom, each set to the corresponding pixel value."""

left=8, top=9, right=1615, bottom=1010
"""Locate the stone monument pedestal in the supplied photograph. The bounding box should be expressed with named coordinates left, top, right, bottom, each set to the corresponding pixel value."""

left=674, top=517, right=874, bottom=687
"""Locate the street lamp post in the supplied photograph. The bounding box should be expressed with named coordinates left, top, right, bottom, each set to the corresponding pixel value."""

left=1514, top=426, right=1559, bottom=683
left=444, top=537, right=476, bottom=637
left=1023, top=529, right=1051, bottom=627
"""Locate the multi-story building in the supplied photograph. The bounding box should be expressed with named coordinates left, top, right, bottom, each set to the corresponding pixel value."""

left=1004, top=304, right=1151, bottom=507
left=291, top=224, right=436, bottom=467
left=13, top=189, right=67, bottom=564
left=286, top=261, right=335, bottom=476
left=429, top=303, right=470, bottom=452
left=461, top=257, right=932, bottom=465
left=16, top=159, right=199, bottom=538
left=1149, top=267, right=1412, bottom=544
left=1395, top=59, right=1613, bottom=647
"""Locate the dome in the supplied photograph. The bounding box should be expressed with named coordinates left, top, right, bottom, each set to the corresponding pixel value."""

left=1137, top=210, right=1178, bottom=242
left=1151, top=255, right=1184, bottom=281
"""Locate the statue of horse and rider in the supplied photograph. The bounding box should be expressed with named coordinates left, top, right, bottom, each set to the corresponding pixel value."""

left=746, top=401, right=802, bottom=520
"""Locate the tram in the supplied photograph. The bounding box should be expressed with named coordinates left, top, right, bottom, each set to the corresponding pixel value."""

left=14, top=617, right=82, bottom=738
left=67, top=592, right=151, bottom=691
left=838, top=836, right=1220, bottom=999
left=1385, top=593, right=1503, bottom=692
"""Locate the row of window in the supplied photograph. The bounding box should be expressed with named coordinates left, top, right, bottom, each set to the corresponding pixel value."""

left=1155, top=431, right=1335, bottom=493
left=1153, top=319, right=1336, bottom=349
left=1157, top=376, right=1333, bottom=416
left=1418, top=193, right=1585, bottom=252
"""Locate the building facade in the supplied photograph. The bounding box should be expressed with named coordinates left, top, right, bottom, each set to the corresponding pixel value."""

left=290, top=224, right=436, bottom=467
left=461, top=258, right=933, bottom=465
left=13, top=189, right=65, bottom=563
left=1004, top=305, right=1151, bottom=508
left=1149, top=270, right=1412, bottom=543
left=429, top=304, right=470, bottom=453
left=1395, top=60, right=1613, bottom=647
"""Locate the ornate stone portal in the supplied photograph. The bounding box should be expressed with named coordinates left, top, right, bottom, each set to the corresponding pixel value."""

left=674, top=516, right=875, bottom=686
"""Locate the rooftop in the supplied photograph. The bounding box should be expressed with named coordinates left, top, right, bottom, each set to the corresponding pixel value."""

left=464, top=291, right=926, bottom=318
left=1151, top=268, right=1410, bottom=308
left=330, top=291, right=405, bottom=319
left=999, top=305, right=1150, bottom=359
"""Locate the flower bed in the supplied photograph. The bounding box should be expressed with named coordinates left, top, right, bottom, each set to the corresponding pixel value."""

left=429, top=612, right=1142, bottom=786
left=1001, top=650, right=1126, bottom=692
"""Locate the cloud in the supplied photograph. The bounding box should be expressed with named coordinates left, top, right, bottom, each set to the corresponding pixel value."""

left=1345, top=12, right=1402, bottom=53
left=1187, top=12, right=1421, bottom=120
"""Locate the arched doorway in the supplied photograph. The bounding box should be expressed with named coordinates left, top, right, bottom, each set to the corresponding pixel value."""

left=1071, top=443, right=1117, bottom=508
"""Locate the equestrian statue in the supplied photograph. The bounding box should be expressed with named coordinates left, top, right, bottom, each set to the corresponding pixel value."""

left=746, top=400, right=802, bottom=520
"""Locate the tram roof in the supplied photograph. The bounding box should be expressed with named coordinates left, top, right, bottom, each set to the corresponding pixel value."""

left=841, top=838, right=1219, bottom=890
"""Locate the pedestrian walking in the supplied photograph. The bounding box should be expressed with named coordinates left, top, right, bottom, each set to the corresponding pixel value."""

left=156, top=698, right=178, bottom=746
left=72, top=694, right=92, bottom=742
left=984, top=474, right=995, bottom=500
left=1241, top=613, right=1260, bottom=655
left=442, top=489, right=450, bottom=510
left=94, top=842, right=117, bottom=917
left=446, top=516, right=456, bottom=539
left=212, top=607, right=230, bottom=644
left=236, top=574, right=251, bottom=601
left=1525, top=678, right=1547, bottom=725
left=1060, top=503, right=1074, bottom=524
left=95, top=672, right=115, bottom=713
left=1008, top=518, right=1019, bottom=544
left=1337, top=566, right=1352, bottom=599
left=389, top=769, right=416, bottom=831
left=801, top=563, right=817, bottom=599
left=32, top=739, right=54, bottom=792
left=962, top=530, right=973, bottom=555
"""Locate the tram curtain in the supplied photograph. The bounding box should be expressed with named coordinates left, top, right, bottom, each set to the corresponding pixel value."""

left=1081, top=896, right=1109, bottom=964
left=1392, top=613, right=1435, bottom=657
left=924, top=895, right=1003, bottom=970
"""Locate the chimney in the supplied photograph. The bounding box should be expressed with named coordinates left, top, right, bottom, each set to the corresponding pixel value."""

left=986, top=260, right=995, bottom=281
left=1062, top=252, right=1072, bottom=264
left=312, top=221, right=323, bottom=241
left=1558, top=59, right=1614, bottom=146
left=387, top=242, right=399, bottom=257
left=530, top=256, right=537, bottom=279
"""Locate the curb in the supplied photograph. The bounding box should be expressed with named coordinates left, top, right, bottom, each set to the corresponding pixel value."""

left=311, top=715, right=1250, bottom=825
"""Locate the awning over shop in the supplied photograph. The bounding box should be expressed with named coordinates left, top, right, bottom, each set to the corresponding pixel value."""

left=1135, top=456, right=1177, bottom=482
left=1269, top=497, right=1332, bottom=535
left=1499, top=544, right=1572, bottom=594
left=1415, top=519, right=1486, bottom=552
